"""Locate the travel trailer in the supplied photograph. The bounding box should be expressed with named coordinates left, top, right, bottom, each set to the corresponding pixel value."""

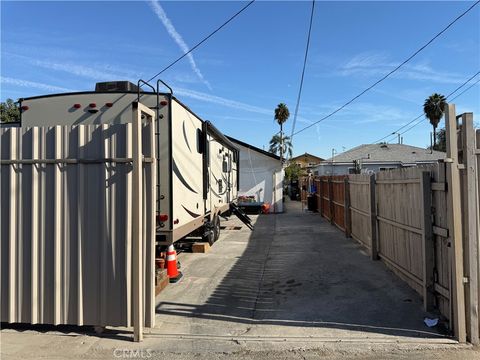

left=18, top=80, right=251, bottom=245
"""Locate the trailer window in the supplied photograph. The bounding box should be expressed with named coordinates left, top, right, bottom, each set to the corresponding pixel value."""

left=197, top=129, right=204, bottom=153
left=222, top=156, right=229, bottom=172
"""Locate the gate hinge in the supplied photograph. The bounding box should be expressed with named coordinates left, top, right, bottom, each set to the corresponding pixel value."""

left=463, top=277, right=469, bottom=284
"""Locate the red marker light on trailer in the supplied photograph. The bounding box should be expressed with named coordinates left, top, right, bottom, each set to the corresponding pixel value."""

left=73, top=103, right=81, bottom=109
left=89, top=103, right=97, bottom=108
left=158, top=214, right=168, bottom=222
left=105, top=102, right=113, bottom=107
left=160, top=100, right=168, bottom=106
left=21, top=105, right=29, bottom=111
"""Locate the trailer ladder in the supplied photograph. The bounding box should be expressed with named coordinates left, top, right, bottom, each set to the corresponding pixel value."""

left=230, top=203, right=254, bottom=230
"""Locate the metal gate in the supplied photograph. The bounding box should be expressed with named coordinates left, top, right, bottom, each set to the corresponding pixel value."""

left=0, top=102, right=155, bottom=340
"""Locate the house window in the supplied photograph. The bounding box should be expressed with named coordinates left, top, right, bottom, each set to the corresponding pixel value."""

left=379, top=167, right=395, bottom=171
left=348, top=167, right=356, bottom=174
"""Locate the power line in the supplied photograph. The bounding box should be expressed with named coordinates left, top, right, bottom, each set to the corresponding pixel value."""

left=291, top=0, right=480, bottom=137
left=398, top=76, right=480, bottom=136
left=145, top=0, right=256, bottom=84
left=373, top=70, right=480, bottom=143
left=445, top=70, right=480, bottom=98
left=449, top=76, right=480, bottom=102
left=290, top=0, right=316, bottom=142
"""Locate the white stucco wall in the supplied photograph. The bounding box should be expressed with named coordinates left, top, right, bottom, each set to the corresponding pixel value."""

left=235, top=143, right=284, bottom=213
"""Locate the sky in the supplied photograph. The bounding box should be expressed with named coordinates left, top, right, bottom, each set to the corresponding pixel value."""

left=1, top=0, right=479, bottom=158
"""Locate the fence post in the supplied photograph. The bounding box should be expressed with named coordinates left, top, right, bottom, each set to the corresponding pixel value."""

left=319, top=177, right=323, bottom=216
left=462, top=113, right=479, bottom=345
left=370, top=173, right=378, bottom=260
left=421, top=170, right=435, bottom=312
left=329, top=176, right=334, bottom=225
left=344, top=177, right=351, bottom=237
left=445, top=103, right=467, bottom=343
left=477, top=129, right=480, bottom=344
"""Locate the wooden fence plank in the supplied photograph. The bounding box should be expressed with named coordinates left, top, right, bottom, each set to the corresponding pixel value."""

left=344, top=177, right=351, bottom=237
left=370, top=174, right=378, bottom=260
left=433, top=226, right=449, bottom=238
left=329, top=177, right=334, bottom=225
left=477, top=129, right=480, bottom=340
left=432, top=182, right=446, bottom=191
left=445, top=103, right=467, bottom=343
left=421, top=170, right=435, bottom=312
left=377, top=215, right=423, bottom=235
left=462, top=113, right=479, bottom=345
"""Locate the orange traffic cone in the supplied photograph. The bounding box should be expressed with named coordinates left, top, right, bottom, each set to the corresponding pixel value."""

left=166, top=245, right=182, bottom=283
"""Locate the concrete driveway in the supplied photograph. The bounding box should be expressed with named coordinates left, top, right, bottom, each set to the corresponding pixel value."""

left=2, top=200, right=477, bottom=359
left=152, top=200, right=454, bottom=349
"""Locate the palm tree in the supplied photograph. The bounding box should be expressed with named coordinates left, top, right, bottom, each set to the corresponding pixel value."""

left=269, top=134, right=293, bottom=158
left=274, top=103, right=290, bottom=161
left=423, top=93, right=447, bottom=146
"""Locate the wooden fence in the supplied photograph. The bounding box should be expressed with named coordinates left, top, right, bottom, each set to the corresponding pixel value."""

left=315, top=175, right=348, bottom=231
left=348, top=174, right=375, bottom=257
left=310, top=105, right=479, bottom=344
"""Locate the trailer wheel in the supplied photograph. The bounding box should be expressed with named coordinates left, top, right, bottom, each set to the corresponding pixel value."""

left=202, top=216, right=220, bottom=245
left=203, top=229, right=214, bottom=245
left=213, top=215, right=221, bottom=242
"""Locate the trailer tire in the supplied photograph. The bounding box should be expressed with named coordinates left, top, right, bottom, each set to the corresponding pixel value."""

left=203, top=228, right=214, bottom=245
left=213, top=215, right=221, bottom=242
left=202, top=215, right=221, bottom=246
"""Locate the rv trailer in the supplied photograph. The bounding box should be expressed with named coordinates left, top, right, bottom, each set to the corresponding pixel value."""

left=18, top=80, right=252, bottom=245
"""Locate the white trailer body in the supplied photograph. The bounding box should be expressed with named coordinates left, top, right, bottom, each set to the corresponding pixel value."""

left=19, top=82, right=240, bottom=244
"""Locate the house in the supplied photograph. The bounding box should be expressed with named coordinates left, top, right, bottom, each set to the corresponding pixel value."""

left=312, top=143, right=446, bottom=176
left=227, top=136, right=284, bottom=213
left=289, top=152, right=324, bottom=170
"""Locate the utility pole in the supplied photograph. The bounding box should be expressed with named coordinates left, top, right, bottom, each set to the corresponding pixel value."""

left=331, top=148, right=337, bottom=175
left=392, top=131, right=401, bottom=144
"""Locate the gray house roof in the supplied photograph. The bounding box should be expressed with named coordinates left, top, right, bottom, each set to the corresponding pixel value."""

left=326, top=143, right=445, bottom=164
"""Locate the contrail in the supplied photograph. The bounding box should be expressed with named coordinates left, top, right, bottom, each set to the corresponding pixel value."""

left=1, top=76, right=76, bottom=92
left=148, top=1, right=212, bottom=91
left=175, top=87, right=270, bottom=115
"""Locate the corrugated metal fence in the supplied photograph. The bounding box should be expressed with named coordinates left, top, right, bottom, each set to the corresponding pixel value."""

left=1, top=116, right=155, bottom=329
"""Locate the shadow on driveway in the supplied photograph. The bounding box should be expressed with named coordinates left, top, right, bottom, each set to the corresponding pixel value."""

left=156, top=200, right=448, bottom=340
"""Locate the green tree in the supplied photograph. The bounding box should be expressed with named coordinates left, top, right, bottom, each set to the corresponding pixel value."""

left=0, top=98, right=20, bottom=123
left=429, top=128, right=446, bottom=152
left=274, top=103, right=290, bottom=161
left=423, top=93, right=447, bottom=146
left=284, top=162, right=305, bottom=182
left=269, top=134, right=292, bottom=158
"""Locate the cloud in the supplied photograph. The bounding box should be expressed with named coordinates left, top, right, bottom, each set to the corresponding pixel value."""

left=2, top=53, right=323, bottom=129
left=174, top=87, right=270, bottom=114
left=338, top=51, right=468, bottom=84
left=173, top=87, right=322, bottom=129
left=299, top=101, right=417, bottom=128
left=4, top=52, right=269, bottom=117
left=3, top=52, right=141, bottom=81
left=0, top=76, right=76, bottom=92
left=33, top=59, right=130, bottom=81
left=148, top=1, right=212, bottom=91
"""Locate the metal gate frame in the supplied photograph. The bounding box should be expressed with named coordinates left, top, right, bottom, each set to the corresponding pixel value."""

left=132, top=102, right=156, bottom=341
